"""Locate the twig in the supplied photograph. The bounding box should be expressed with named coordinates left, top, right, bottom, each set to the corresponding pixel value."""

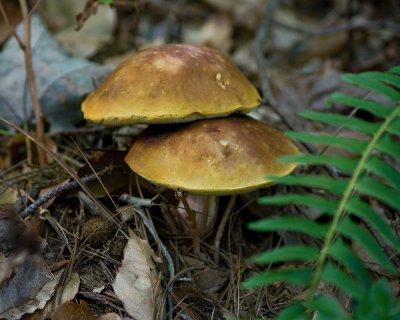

left=0, top=116, right=123, bottom=230
left=213, top=194, right=237, bottom=265
left=18, top=0, right=47, bottom=166
left=20, top=165, right=115, bottom=218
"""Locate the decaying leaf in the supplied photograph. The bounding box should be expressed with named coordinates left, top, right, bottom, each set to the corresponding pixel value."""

left=183, top=14, right=233, bottom=53
left=0, top=256, right=63, bottom=320
left=112, top=231, right=164, bottom=320
left=57, top=5, right=116, bottom=58
left=51, top=300, right=96, bottom=320
left=60, top=272, right=81, bottom=303
left=0, top=15, right=112, bottom=132
left=98, top=313, right=121, bottom=320
left=0, top=0, right=21, bottom=45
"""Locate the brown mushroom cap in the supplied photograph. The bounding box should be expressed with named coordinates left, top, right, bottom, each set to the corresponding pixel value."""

left=82, top=44, right=261, bottom=125
left=124, top=116, right=299, bottom=195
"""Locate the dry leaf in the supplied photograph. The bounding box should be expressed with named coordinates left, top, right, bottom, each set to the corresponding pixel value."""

left=98, top=313, right=121, bottom=320
left=60, top=272, right=81, bottom=303
left=57, top=5, right=116, bottom=58
left=0, top=0, right=22, bottom=45
left=112, top=231, right=164, bottom=320
left=183, top=15, right=233, bottom=53
left=0, top=15, right=112, bottom=133
left=0, top=187, right=18, bottom=206
left=51, top=301, right=96, bottom=320
left=0, top=258, right=63, bottom=320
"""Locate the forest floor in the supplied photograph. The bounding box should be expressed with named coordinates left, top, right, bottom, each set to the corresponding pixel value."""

left=0, top=1, right=399, bottom=319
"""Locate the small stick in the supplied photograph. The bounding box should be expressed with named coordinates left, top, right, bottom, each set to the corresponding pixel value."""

left=18, top=0, right=47, bottom=166
left=0, top=116, right=122, bottom=229
left=20, top=166, right=115, bottom=218
left=213, top=195, right=237, bottom=265
left=176, top=190, right=201, bottom=256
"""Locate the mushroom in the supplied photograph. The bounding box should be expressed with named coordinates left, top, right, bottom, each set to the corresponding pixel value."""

left=124, top=115, right=299, bottom=256
left=81, top=44, right=261, bottom=125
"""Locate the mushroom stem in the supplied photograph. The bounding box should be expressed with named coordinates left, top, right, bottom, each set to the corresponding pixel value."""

left=199, top=195, right=219, bottom=235
left=177, top=191, right=201, bottom=255
left=213, top=194, right=237, bottom=264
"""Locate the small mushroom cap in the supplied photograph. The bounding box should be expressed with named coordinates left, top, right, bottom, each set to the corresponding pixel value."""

left=82, top=44, right=261, bottom=125
left=125, top=116, right=299, bottom=195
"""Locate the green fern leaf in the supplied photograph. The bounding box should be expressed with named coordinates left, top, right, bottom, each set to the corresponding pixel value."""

left=342, top=73, right=400, bottom=101
left=328, top=93, right=392, bottom=118
left=364, top=156, right=400, bottom=190
left=321, top=263, right=363, bottom=299
left=285, top=131, right=368, bottom=153
left=387, top=118, right=400, bottom=135
left=328, top=239, right=371, bottom=289
left=376, top=134, right=400, bottom=158
left=338, top=219, right=397, bottom=274
left=305, top=294, right=350, bottom=320
left=347, top=198, right=400, bottom=251
left=355, top=175, right=400, bottom=211
left=241, top=268, right=313, bottom=289
left=390, top=66, right=400, bottom=73
left=299, top=111, right=379, bottom=135
left=248, top=216, right=328, bottom=238
left=280, top=154, right=358, bottom=173
left=258, top=194, right=338, bottom=213
left=252, top=245, right=320, bottom=264
left=354, top=279, right=400, bottom=319
left=361, top=72, right=400, bottom=89
left=276, top=303, right=308, bottom=320
left=270, top=175, right=348, bottom=194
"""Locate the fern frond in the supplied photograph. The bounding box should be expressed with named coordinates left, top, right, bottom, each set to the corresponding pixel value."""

left=244, top=66, right=400, bottom=318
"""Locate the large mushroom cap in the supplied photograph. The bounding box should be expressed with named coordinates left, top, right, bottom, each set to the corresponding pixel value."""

left=125, top=116, right=299, bottom=195
left=82, top=44, right=261, bottom=125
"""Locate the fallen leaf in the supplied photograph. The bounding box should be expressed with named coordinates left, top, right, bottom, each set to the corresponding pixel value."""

left=98, top=313, right=121, bottom=320
left=56, top=5, right=116, bottom=58
left=183, top=14, right=233, bottom=53
left=204, top=0, right=267, bottom=29
left=0, top=15, right=112, bottom=132
left=51, top=301, right=96, bottom=320
left=77, top=151, right=130, bottom=198
left=0, top=187, right=18, bottom=206
left=0, top=0, right=22, bottom=45
left=59, top=272, right=81, bottom=303
left=0, top=256, right=63, bottom=319
left=112, top=231, right=164, bottom=320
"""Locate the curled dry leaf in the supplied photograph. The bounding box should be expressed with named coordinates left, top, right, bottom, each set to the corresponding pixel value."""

left=112, top=231, right=164, bottom=320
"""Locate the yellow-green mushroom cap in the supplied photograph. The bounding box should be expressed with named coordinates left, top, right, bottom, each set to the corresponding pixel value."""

left=124, top=116, right=299, bottom=195
left=81, top=44, right=261, bottom=125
